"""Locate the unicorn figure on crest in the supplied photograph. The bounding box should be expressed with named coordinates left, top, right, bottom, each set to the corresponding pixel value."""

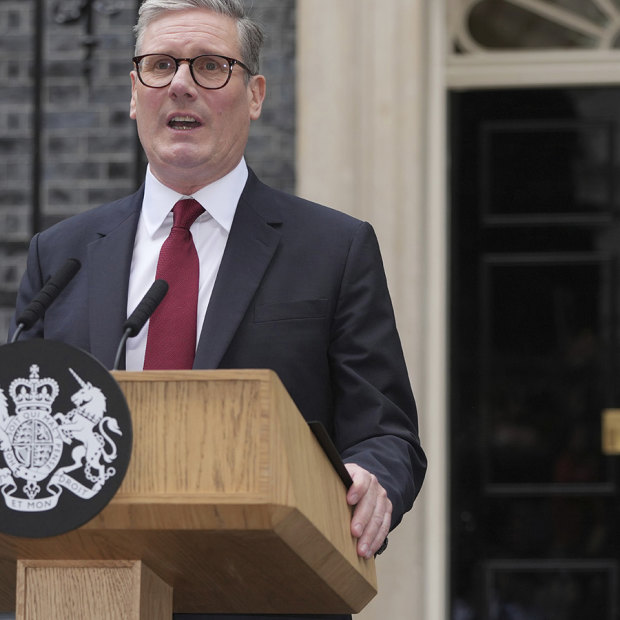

left=54, top=369, right=122, bottom=489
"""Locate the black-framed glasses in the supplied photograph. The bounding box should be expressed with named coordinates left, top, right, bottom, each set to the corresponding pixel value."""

left=132, top=53, right=254, bottom=89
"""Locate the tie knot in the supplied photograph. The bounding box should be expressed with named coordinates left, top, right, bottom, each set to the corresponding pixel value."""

left=172, top=198, right=205, bottom=230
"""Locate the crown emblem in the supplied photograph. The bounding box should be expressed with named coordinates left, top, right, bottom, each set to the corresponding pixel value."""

left=9, top=365, right=59, bottom=414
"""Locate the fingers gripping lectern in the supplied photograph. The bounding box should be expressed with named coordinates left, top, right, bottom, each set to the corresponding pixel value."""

left=0, top=370, right=377, bottom=618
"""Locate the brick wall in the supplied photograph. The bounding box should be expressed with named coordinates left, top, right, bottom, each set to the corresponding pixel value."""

left=0, top=0, right=296, bottom=340
left=0, top=1, right=34, bottom=339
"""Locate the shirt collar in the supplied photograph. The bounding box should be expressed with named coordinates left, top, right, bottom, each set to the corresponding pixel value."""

left=142, top=158, right=248, bottom=236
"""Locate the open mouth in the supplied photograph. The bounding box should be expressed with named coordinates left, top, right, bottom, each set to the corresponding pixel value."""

left=168, top=115, right=201, bottom=130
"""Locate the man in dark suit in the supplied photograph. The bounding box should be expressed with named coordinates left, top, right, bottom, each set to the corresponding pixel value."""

left=10, top=1, right=426, bottom=618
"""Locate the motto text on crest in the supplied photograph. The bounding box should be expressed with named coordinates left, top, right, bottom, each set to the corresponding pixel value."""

left=0, top=364, right=122, bottom=513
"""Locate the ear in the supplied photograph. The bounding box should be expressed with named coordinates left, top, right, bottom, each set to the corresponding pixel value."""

left=129, top=71, right=138, bottom=120
left=248, top=74, right=266, bottom=121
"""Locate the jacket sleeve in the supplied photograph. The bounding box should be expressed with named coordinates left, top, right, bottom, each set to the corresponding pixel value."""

left=329, top=221, right=427, bottom=529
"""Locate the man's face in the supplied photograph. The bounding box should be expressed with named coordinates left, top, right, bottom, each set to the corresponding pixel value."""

left=130, top=8, right=265, bottom=194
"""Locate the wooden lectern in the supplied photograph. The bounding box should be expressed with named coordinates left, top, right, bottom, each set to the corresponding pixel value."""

left=0, top=370, right=377, bottom=618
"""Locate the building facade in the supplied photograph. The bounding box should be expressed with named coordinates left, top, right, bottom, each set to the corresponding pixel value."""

left=6, top=0, right=619, bottom=618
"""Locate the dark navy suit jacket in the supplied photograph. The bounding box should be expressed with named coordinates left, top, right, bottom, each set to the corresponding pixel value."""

left=10, top=169, right=426, bottom=620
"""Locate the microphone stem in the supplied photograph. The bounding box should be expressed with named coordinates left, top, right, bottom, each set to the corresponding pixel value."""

left=10, top=323, right=25, bottom=344
left=113, top=327, right=132, bottom=371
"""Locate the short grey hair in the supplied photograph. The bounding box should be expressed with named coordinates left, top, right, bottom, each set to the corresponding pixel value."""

left=134, top=0, right=264, bottom=75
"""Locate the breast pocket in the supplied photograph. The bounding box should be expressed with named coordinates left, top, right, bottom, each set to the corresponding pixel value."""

left=253, top=299, right=329, bottom=323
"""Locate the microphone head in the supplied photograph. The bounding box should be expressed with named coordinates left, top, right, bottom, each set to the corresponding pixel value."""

left=16, top=258, right=82, bottom=330
left=58, top=257, right=81, bottom=281
left=152, top=278, right=169, bottom=297
left=123, top=279, right=169, bottom=337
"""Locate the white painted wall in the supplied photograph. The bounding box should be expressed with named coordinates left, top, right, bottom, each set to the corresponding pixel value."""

left=296, top=2, right=448, bottom=618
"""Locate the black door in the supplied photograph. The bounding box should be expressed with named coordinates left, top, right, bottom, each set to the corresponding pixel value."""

left=450, top=87, right=620, bottom=620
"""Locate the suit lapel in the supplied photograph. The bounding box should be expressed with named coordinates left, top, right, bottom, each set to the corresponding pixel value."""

left=194, top=175, right=282, bottom=368
left=88, top=189, right=143, bottom=368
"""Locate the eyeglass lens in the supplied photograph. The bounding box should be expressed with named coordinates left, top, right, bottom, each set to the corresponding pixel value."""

left=137, top=54, right=231, bottom=88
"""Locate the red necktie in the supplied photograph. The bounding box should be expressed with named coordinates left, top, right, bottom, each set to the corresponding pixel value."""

left=143, top=198, right=205, bottom=369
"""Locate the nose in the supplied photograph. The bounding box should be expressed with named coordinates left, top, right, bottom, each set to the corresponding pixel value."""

left=168, top=60, right=197, bottom=98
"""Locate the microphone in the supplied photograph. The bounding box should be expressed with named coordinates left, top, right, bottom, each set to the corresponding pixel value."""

left=112, top=279, right=168, bottom=370
left=11, top=258, right=81, bottom=343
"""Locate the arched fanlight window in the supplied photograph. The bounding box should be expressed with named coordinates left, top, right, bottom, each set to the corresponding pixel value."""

left=453, top=0, right=620, bottom=52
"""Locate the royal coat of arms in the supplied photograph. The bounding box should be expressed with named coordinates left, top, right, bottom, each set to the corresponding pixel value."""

left=0, top=364, right=122, bottom=513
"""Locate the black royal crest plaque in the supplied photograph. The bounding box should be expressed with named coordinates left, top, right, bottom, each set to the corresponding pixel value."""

left=0, top=340, right=132, bottom=538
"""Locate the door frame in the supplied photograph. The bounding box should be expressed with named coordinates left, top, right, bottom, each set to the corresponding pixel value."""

left=438, top=3, right=620, bottom=619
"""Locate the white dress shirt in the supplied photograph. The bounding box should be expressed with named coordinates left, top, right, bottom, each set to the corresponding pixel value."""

left=125, top=159, right=248, bottom=370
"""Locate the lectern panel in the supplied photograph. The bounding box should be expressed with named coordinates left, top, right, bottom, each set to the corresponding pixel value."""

left=0, top=370, right=376, bottom=614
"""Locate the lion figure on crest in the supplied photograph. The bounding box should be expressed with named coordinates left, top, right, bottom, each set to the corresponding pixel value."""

left=54, top=369, right=122, bottom=488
